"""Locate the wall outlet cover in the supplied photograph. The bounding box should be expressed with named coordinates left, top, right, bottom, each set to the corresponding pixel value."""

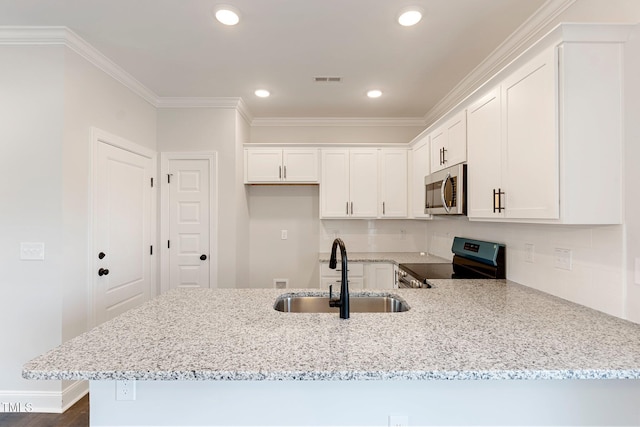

left=116, top=380, right=136, bottom=401
left=20, top=242, right=45, bottom=260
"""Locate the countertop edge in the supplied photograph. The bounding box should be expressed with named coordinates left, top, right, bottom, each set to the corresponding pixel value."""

left=23, top=368, right=640, bottom=382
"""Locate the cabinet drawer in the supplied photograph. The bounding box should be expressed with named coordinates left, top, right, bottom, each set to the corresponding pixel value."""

left=320, top=262, right=364, bottom=277
left=320, top=277, right=364, bottom=291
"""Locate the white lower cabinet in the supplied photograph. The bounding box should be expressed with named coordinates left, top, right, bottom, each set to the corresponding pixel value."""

left=364, top=263, right=396, bottom=290
left=319, top=262, right=396, bottom=290
left=320, top=262, right=364, bottom=291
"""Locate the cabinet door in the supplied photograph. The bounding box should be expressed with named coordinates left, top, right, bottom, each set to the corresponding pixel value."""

left=502, top=47, right=559, bottom=219
left=320, top=149, right=350, bottom=218
left=283, top=149, right=318, bottom=183
left=430, top=127, right=446, bottom=173
left=364, top=263, right=394, bottom=289
left=349, top=149, right=378, bottom=218
left=467, top=88, right=503, bottom=218
left=445, top=110, right=467, bottom=167
left=245, top=149, right=282, bottom=182
left=379, top=149, right=408, bottom=218
left=410, top=137, right=430, bottom=218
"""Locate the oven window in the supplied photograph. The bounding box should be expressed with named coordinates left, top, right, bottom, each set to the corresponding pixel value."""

left=443, top=176, right=457, bottom=208
left=427, top=181, right=443, bottom=209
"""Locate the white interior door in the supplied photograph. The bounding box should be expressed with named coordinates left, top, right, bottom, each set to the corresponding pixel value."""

left=95, top=139, right=153, bottom=325
left=168, top=159, right=211, bottom=289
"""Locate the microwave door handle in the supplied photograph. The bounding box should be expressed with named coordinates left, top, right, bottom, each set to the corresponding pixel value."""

left=441, top=173, right=451, bottom=213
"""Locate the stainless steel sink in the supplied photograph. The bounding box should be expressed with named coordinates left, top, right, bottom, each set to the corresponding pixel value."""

left=274, top=294, right=410, bottom=313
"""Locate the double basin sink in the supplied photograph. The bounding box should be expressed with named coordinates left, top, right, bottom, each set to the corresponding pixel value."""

left=274, top=294, right=409, bottom=313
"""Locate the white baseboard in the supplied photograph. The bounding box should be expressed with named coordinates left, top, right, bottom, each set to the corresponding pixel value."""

left=62, top=380, right=88, bottom=412
left=0, top=380, right=88, bottom=413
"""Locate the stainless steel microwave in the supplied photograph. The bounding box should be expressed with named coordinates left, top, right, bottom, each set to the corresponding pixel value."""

left=424, top=163, right=467, bottom=215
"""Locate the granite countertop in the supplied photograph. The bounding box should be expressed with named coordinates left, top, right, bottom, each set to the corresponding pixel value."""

left=23, top=281, right=640, bottom=382
left=318, top=251, right=449, bottom=264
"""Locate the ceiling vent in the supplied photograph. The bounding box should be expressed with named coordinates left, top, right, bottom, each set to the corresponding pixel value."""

left=314, top=76, right=342, bottom=83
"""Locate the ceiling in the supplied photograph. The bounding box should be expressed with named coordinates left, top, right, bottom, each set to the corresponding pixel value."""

left=0, top=0, right=548, bottom=118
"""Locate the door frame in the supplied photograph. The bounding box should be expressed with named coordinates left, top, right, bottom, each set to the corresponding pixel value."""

left=89, top=127, right=157, bottom=328
left=160, top=152, right=218, bottom=293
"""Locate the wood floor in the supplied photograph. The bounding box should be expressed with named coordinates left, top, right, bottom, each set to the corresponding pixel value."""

left=0, top=394, right=89, bottom=427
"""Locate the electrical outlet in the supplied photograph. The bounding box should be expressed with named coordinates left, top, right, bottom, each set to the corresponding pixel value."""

left=281, top=230, right=288, bottom=240
left=554, top=248, right=572, bottom=271
left=274, top=279, right=288, bottom=289
left=116, top=380, right=136, bottom=401
left=388, top=415, right=409, bottom=427
left=20, top=242, right=45, bottom=260
left=524, top=243, right=535, bottom=263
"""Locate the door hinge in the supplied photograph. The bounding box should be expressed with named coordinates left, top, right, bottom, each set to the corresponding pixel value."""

left=150, top=245, right=153, bottom=255
left=150, top=177, right=154, bottom=188
left=167, top=240, right=170, bottom=249
left=167, top=174, right=173, bottom=184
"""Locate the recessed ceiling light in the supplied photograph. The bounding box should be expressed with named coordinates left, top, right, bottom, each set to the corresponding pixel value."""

left=367, top=90, right=382, bottom=98
left=255, top=89, right=270, bottom=98
left=397, top=8, right=423, bottom=26
left=215, top=5, right=240, bottom=26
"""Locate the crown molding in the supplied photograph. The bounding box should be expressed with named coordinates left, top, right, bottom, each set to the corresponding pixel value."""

left=156, top=97, right=254, bottom=123
left=250, top=117, right=427, bottom=127
left=0, top=26, right=159, bottom=106
left=423, top=0, right=577, bottom=126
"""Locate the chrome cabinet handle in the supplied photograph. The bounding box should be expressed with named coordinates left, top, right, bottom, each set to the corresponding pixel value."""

left=383, top=202, right=386, bottom=215
left=283, top=165, right=287, bottom=179
left=350, top=202, right=353, bottom=215
left=279, top=166, right=282, bottom=179
left=346, top=201, right=349, bottom=215
left=442, top=148, right=447, bottom=164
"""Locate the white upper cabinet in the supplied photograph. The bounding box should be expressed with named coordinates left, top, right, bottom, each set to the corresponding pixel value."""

left=468, top=49, right=558, bottom=220
left=379, top=149, right=408, bottom=218
left=410, top=135, right=430, bottom=218
left=349, top=149, right=379, bottom=217
left=430, top=109, right=467, bottom=173
left=466, top=23, right=629, bottom=224
left=467, top=87, right=503, bottom=219
left=245, top=148, right=318, bottom=183
left=321, top=149, right=378, bottom=218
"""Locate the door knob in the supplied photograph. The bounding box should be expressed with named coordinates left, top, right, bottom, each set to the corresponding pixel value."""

left=98, top=268, right=110, bottom=276
left=200, top=254, right=207, bottom=261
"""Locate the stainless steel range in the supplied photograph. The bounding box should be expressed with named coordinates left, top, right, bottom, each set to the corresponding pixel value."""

left=397, top=237, right=506, bottom=288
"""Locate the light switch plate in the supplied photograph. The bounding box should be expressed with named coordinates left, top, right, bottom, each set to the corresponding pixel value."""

left=20, top=242, right=45, bottom=260
left=554, top=248, right=572, bottom=271
left=524, top=243, right=535, bottom=263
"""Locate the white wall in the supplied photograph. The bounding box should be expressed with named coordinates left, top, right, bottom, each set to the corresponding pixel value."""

left=0, top=44, right=157, bottom=409
left=623, top=25, right=640, bottom=323
left=0, top=45, right=66, bottom=400
left=248, top=186, right=320, bottom=288
left=426, top=220, right=626, bottom=318
left=250, top=123, right=424, bottom=145
left=320, top=219, right=428, bottom=254
left=157, top=108, right=248, bottom=288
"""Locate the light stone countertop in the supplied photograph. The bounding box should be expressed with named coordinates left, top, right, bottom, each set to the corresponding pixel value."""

left=23, top=281, right=640, bottom=381
left=318, top=251, right=449, bottom=264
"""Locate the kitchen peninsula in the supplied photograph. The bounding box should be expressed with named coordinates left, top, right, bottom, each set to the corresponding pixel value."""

left=24, top=281, right=640, bottom=426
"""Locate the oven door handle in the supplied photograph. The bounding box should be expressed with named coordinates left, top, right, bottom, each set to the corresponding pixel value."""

left=440, top=173, right=452, bottom=213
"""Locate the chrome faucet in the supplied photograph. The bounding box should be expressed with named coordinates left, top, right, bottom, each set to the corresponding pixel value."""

left=328, top=238, right=349, bottom=319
